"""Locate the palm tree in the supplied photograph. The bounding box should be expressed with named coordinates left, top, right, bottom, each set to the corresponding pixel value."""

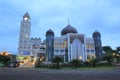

left=90, top=58, right=97, bottom=67
left=104, top=51, right=113, bottom=66
left=52, top=56, right=63, bottom=69
left=0, top=55, right=10, bottom=66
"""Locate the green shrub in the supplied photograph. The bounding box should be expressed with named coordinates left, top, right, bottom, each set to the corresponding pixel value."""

left=0, top=62, right=4, bottom=67
left=34, top=58, right=42, bottom=68
left=70, top=59, right=83, bottom=68
left=52, top=56, right=63, bottom=69
left=61, top=63, right=71, bottom=67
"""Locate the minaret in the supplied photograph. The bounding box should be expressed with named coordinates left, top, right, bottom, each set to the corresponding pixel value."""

left=46, top=29, right=54, bottom=61
left=18, top=12, right=31, bottom=55
left=93, top=31, right=103, bottom=60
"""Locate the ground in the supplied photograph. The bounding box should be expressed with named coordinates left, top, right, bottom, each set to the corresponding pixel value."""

left=0, top=68, right=120, bottom=80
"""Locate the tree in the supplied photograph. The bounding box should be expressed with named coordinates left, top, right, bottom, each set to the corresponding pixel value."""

left=34, top=57, right=42, bottom=68
left=103, top=46, right=120, bottom=66
left=104, top=50, right=113, bottom=66
left=103, top=46, right=112, bottom=52
left=52, top=56, right=63, bottom=69
left=117, top=46, right=120, bottom=53
left=90, top=58, right=97, bottom=67
left=70, top=59, right=82, bottom=68
left=117, top=46, right=120, bottom=51
left=112, top=50, right=120, bottom=62
left=0, top=55, right=10, bottom=65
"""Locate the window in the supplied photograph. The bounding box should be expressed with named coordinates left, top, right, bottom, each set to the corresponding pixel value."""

left=23, top=46, right=26, bottom=49
left=60, top=50, right=64, bottom=52
left=54, top=44, right=58, bottom=48
left=90, top=44, right=94, bottom=48
left=65, top=49, right=68, bottom=52
left=91, top=50, right=94, bottom=52
left=28, top=45, right=31, bottom=49
left=60, top=44, right=64, bottom=48
left=55, top=50, right=59, bottom=52
left=19, top=45, right=22, bottom=48
left=24, top=40, right=27, bottom=43
left=86, top=50, right=89, bottom=52
left=86, top=44, right=89, bottom=48
left=64, top=41, right=68, bottom=48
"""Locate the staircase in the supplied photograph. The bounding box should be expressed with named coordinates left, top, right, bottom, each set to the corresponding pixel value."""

left=22, top=62, right=34, bottom=68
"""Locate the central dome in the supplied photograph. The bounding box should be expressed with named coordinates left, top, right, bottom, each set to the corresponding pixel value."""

left=61, top=24, right=78, bottom=35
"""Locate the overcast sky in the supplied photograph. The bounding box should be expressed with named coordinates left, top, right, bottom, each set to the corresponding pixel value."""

left=0, top=0, right=120, bottom=54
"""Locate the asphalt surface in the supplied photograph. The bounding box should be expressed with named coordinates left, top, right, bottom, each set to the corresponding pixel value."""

left=0, top=68, right=120, bottom=80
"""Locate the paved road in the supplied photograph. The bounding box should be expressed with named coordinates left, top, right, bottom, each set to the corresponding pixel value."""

left=0, top=68, right=120, bottom=80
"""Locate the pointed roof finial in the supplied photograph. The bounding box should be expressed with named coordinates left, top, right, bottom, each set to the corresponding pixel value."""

left=68, top=18, right=70, bottom=25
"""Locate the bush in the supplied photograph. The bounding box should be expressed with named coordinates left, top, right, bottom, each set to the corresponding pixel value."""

left=0, top=62, right=4, bottom=67
left=116, top=59, right=120, bottom=63
left=34, top=58, right=42, bottom=68
left=61, top=63, right=71, bottom=67
left=70, top=59, right=83, bottom=68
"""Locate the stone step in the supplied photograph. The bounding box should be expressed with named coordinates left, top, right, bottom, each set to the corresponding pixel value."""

left=22, top=62, right=33, bottom=68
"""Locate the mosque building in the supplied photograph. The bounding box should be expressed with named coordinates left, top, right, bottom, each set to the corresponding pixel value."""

left=18, top=12, right=103, bottom=62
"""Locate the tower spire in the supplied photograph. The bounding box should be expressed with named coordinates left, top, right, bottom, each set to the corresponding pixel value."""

left=68, top=18, right=70, bottom=25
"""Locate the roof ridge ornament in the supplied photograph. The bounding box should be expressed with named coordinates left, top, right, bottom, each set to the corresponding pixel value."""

left=68, top=18, right=70, bottom=25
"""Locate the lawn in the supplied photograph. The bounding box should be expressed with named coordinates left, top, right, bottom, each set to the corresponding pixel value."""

left=61, top=66, right=114, bottom=70
left=37, top=66, right=114, bottom=71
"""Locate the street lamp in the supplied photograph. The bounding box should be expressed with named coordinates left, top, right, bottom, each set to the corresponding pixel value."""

left=113, top=53, right=115, bottom=56
left=79, top=56, right=82, bottom=60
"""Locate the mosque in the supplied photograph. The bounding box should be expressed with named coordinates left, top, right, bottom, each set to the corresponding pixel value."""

left=18, top=12, right=103, bottom=62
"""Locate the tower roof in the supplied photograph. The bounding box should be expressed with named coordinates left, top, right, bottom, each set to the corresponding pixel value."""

left=23, top=12, right=30, bottom=19
left=93, top=30, right=101, bottom=37
left=46, top=29, right=54, bottom=36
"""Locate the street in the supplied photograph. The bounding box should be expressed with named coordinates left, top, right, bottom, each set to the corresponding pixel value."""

left=0, top=68, right=120, bottom=80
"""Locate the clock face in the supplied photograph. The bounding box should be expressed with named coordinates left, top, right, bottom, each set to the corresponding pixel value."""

left=24, top=17, right=28, bottom=21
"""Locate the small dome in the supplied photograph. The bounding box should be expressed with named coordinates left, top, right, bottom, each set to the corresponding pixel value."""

left=93, top=31, right=101, bottom=37
left=46, top=29, right=54, bottom=36
left=61, top=24, right=78, bottom=35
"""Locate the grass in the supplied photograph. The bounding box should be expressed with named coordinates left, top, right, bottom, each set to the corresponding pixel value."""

left=61, top=66, right=114, bottom=70
left=36, top=66, right=115, bottom=71
left=35, top=62, right=117, bottom=71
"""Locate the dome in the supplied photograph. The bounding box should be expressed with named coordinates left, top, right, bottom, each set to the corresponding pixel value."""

left=61, top=24, right=78, bottom=35
left=46, top=29, right=54, bottom=36
left=93, top=31, right=101, bottom=37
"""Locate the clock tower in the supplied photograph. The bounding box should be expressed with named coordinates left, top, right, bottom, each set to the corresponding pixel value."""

left=18, top=12, right=32, bottom=55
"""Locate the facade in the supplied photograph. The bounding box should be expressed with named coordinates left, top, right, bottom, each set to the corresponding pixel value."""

left=93, top=31, right=103, bottom=60
left=46, top=24, right=96, bottom=62
left=46, top=29, right=54, bottom=61
left=18, top=12, right=103, bottom=62
left=18, top=13, right=45, bottom=60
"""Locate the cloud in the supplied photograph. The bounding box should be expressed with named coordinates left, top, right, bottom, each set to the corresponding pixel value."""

left=0, top=0, right=120, bottom=52
left=102, top=34, right=120, bottom=49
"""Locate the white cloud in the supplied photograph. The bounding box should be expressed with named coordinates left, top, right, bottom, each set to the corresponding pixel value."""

left=0, top=0, right=120, bottom=52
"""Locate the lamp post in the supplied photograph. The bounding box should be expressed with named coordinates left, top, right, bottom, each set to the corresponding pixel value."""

left=79, top=56, right=82, bottom=60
